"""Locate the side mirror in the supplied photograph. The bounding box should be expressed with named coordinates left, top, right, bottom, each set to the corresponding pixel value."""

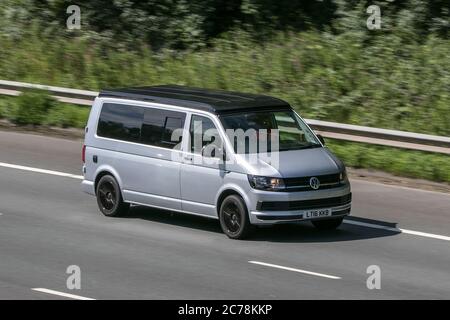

left=317, top=134, right=325, bottom=145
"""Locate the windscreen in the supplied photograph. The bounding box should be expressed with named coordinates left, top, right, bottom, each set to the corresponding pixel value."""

left=220, top=110, right=320, bottom=154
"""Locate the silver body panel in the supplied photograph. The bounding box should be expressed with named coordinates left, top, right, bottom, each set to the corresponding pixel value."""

left=82, top=97, right=351, bottom=225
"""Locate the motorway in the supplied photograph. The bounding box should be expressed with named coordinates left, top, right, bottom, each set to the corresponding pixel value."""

left=0, top=130, right=449, bottom=299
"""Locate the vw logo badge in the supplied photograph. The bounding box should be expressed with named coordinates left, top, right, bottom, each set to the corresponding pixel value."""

left=309, top=177, right=320, bottom=190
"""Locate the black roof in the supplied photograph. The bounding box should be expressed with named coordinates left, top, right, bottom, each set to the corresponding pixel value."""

left=98, top=85, right=291, bottom=114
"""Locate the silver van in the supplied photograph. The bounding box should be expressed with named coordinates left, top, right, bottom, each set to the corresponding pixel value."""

left=82, top=85, right=351, bottom=239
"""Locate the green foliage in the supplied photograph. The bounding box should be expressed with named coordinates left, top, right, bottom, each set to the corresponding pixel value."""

left=0, top=28, right=448, bottom=136
left=1, top=1, right=448, bottom=49
left=0, top=95, right=88, bottom=128
left=13, top=90, right=57, bottom=125
left=0, top=96, right=18, bottom=119
left=327, top=139, right=450, bottom=183
left=45, top=104, right=89, bottom=128
left=0, top=0, right=448, bottom=182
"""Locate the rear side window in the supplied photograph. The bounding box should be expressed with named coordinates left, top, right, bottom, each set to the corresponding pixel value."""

left=97, top=103, right=144, bottom=142
left=141, top=108, right=186, bottom=149
left=97, top=103, right=185, bottom=149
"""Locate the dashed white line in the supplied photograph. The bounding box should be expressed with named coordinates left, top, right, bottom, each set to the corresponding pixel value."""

left=248, top=261, right=341, bottom=279
left=0, top=162, right=83, bottom=180
left=31, top=288, right=95, bottom=300
left=344, top=219, right=450, bottom=242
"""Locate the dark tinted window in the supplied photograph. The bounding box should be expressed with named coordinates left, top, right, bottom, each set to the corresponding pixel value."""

left=220, top=110, right=320, bottom=153
left=97, top=103, right=144, bottom=142
left=97, top=103, right=185, bottom=148
left=190, top=115, right=221, bottom=154
left=141, top=109, right=185, bottom=149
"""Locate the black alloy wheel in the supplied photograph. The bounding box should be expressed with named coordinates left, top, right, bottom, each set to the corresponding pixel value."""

left=219, top=194, right=253, bottom=239
left=96, top=175, right=129, bottom=217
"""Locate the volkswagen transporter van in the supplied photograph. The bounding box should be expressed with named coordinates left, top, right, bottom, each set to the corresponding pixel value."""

left=82, top=85, right=351, bottom=239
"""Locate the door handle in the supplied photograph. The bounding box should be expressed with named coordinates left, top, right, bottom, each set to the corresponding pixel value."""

left=183, top=155, right=193, bottom=161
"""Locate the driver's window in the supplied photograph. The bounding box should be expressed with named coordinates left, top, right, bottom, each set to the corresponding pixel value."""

left=190, top=115, right=222, bottom=156
left=274, top=112, right=306, bottom=143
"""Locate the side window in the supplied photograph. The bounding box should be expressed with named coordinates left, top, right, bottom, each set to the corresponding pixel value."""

left=141, top=109, right=186, bottom=149
left=97, top=103, right=144, bottom=142
left=190, top=115, right=222, bottom=155
left=161, top=117, right=184, bottom=147
left=97, top=103, right=185, bottom=148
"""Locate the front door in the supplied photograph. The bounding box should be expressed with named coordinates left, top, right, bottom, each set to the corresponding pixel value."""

left=180, top=114, right=226, bottom=217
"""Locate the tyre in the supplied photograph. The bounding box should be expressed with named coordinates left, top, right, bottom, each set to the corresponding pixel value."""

left=96, top=175, right=129, bottom=217
left=219, top=194, right=253, bottom=239
left=311, top=217, right=344, bottom=230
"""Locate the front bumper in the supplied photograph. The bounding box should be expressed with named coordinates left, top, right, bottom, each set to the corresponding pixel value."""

left=248, top=183, right=351, bottom=225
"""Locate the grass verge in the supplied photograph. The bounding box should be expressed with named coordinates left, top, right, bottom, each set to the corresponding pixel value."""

left=0, top=94, right=89, bottom=129
left=326, top=139, right=450, bottom=184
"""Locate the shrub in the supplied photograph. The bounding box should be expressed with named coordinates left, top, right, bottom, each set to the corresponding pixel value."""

left=326, top=139, right=450, bottom=184
left=13, top=90, right=57, bottom=125
left=0, top=97, right=18, bottom=119
left=45, top=104, right=89, bottom=128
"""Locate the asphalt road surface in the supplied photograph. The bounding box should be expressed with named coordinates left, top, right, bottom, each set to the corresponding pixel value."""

left=0, top=130, right=449, bottom=299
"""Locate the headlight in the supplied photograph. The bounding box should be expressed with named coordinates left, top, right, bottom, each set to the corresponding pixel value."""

left=339, top=169, right=348, bottom=183
left=247, top=175, right=285, bottom=191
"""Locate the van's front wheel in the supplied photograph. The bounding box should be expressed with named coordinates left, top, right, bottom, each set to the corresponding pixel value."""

left=96, top=175, right=129, bottom=217
left=219, top=195, right=253, bottom=240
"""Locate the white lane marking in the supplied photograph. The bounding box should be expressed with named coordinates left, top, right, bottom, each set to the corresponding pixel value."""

left=0, top=162, right=83, bottom=180
left=344, top=220, right=450, bottom=242
left=31, top=288, right=95, bottom=300
left=248, top=261, right=341, bottom=280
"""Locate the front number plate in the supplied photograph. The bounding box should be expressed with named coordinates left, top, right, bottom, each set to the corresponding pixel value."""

left=304, top=208, right=332, bottom=219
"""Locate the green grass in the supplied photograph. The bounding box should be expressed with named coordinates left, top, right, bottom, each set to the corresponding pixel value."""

left=0, top=29, right=448, bottom=183
left=0, top=96, right=18, bottom=119
left=0, top=94, right=89, bottom=129
left=44, top=104, right=89, bottom=128
left=326, top=139, right=450, bottom=184
left=0, top=30, right=449, bottom=137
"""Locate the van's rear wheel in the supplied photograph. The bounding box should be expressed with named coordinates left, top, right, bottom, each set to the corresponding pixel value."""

left=219, top=195, right=253, bottom=239
left=96, top=175, right=129, bottom=217
left=311, top=217, right=344, bottom=230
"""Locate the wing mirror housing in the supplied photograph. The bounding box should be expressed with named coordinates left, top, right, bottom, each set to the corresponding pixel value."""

left=317, top=134, right=325, bottom=145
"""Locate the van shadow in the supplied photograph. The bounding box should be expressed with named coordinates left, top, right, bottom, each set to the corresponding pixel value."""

left=125, top=205, right=400, bottom=243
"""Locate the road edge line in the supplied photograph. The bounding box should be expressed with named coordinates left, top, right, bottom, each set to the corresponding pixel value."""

left=0, top=162, right=83, bottom=180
